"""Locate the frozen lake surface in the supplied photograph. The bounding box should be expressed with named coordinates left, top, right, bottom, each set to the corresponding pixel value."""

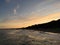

left=0, top=29, right=60, bottom=45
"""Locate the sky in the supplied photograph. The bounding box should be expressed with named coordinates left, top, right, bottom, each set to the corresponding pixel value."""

left=0, top=0, right=60, bottom=28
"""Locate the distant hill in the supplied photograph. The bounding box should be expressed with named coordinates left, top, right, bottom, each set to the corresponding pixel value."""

left=23, top=19, right=60, bottom=33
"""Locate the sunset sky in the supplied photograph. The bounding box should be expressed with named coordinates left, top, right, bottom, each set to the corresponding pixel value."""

left=0, top=0, right=60, bottom=28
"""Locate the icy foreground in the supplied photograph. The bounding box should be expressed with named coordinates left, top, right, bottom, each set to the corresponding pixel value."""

left=0, top=29, right=60, bottom=45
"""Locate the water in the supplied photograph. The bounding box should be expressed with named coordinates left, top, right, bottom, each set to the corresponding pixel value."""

left=0, top=29, right=60, bottom=45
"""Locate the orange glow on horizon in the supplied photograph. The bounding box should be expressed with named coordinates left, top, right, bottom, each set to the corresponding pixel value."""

left=0, top=12, right=60, bottom=28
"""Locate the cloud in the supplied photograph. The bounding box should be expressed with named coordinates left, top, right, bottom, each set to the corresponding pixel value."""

left=52, top=0, right=60, bottom=8
left=13, top=5, right=20, bottom=15
left=5, top=0, right=11, bottom=3
left=0, top=12, right=60, bottom=28
left=16, top=4, right=20, bottom=9
left=13, top=8, right=17, bottom=15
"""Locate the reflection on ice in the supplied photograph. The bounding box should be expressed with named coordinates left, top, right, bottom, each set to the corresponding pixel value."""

left=0, top=29, right=60, bottom=45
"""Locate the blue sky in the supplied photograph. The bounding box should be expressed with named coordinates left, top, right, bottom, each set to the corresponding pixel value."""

left=0, top=0, right=60, bottom=28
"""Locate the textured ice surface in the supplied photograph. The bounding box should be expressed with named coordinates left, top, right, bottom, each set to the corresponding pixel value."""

left=0, top=29, right=60, bottom=45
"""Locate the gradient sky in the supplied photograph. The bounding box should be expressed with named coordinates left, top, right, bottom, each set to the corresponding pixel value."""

left=0, top=0, right=60, bottom=28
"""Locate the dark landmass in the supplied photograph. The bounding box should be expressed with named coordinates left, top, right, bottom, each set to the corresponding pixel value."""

left=23, top=19, right=60, bottom=33
left=0, top=28, right=21, bottom=30
left=0, top=19, right=60, bottom=33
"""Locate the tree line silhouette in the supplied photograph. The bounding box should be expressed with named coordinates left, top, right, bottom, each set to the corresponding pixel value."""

left=23, top=19, right=60, bottom=33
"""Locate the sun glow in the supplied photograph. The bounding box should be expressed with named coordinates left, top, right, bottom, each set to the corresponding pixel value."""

left=0, top=12, right=60, bottom=28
